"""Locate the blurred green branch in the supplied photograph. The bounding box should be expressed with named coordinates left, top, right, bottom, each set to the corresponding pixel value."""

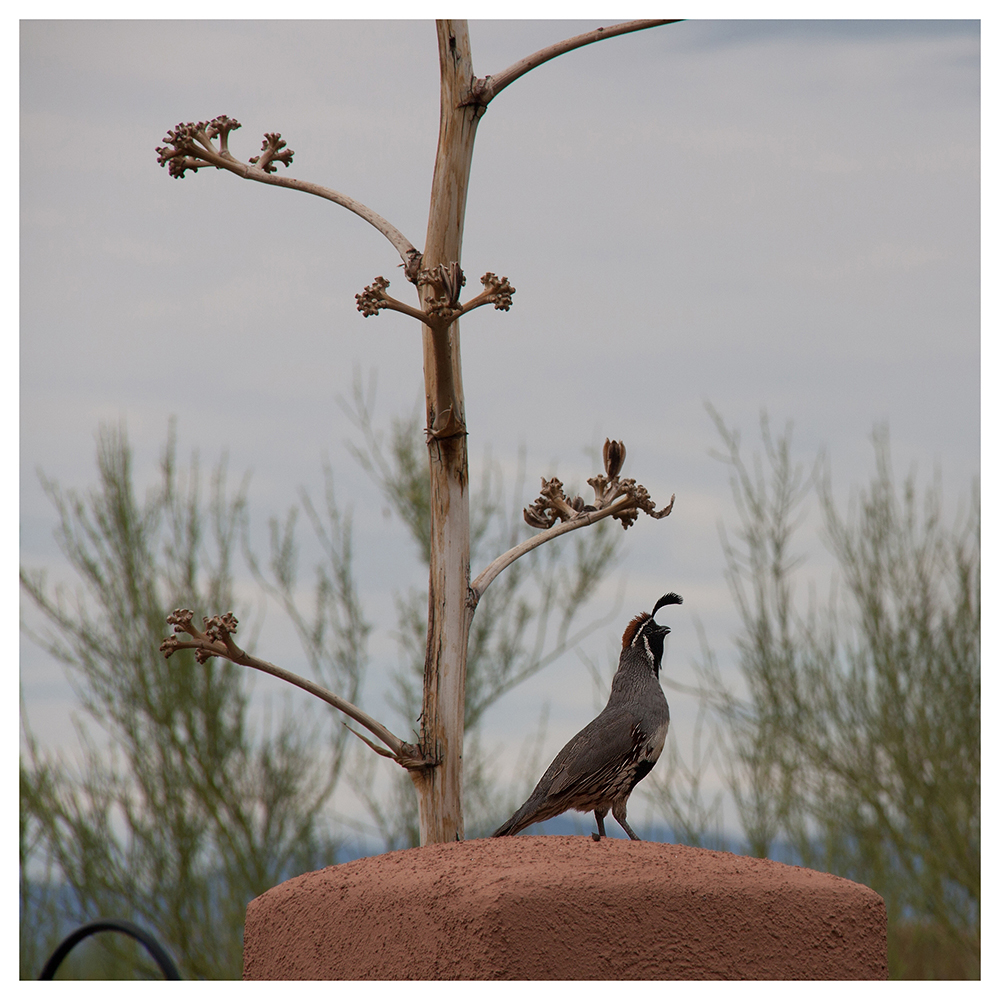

left=651, top=406, right=979, bottom=979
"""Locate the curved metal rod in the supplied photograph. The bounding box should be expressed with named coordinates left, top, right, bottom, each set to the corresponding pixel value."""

left=38, top=919, right=182, bottom=980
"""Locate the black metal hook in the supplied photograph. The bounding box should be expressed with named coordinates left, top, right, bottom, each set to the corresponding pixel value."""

left=38, top=919, right=181, bottom=980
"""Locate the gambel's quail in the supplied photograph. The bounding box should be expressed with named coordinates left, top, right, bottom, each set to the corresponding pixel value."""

left=493, top=592, right=682, bottom=841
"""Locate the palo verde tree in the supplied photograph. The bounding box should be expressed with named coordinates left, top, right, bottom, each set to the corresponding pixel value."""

left=155, top=20, right=680, bottom=845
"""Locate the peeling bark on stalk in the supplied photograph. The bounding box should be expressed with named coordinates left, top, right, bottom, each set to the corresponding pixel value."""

left=409, top=20, right=483, bottom=845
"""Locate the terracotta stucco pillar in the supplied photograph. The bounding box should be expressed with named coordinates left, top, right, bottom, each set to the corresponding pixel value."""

left=243, top=838, right=887, bottom=980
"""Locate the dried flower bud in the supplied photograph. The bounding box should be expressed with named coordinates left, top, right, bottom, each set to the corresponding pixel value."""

left=204, top=613, right=239, bottom=643
left=418, top=263, right=465, bottom=305
left=204, top=116, right=242, bottom=150
left=480, top=272, right=515, bottom=311
left=356, top=276, right=391, bottom=317
left=159, top=637, right=180, bottom=658
left=250, top=132, right=294, bottom=173
left=167, top=608, right=195, bottom=629
left=603, top=439, right=626, bottom=479
left=523, top=440, right=673, bottom=534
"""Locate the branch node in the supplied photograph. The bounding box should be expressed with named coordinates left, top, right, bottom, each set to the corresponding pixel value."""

left=427, top=406, right=466, bottom=440
left=403, top=249, right=424, bottom=284
left=418, top=262, right=466, bottom=322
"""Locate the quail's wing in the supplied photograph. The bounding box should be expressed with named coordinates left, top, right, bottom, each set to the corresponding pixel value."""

left=542, top=706, right=640, bottom=798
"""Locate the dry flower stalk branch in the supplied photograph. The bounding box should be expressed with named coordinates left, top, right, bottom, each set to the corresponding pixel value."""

left=160, top=610, right=430, bottom=770
left=155, top=116, right=422, bottom=272
left=469, top=19, right=683, bottom=106
left=471, top=439, right=674, bottom=603
left=356, top=266, right=515, bottom=331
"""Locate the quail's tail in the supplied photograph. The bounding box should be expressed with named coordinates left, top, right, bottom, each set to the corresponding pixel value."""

left=492, top=817, right=518, bottom=837
left=492, top=800, right=536, bottom=837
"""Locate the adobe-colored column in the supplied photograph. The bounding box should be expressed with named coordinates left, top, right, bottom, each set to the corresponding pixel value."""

left=243, top=838, right=887, bottom=980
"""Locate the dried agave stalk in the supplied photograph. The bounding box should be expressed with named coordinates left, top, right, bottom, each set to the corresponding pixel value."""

left=156, top=18, right=680, bottom=845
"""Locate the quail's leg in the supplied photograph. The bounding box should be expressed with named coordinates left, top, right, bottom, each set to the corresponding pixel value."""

left=612, top=802, right=641, bottom=841
left=593, top=809, right=608, bottom=841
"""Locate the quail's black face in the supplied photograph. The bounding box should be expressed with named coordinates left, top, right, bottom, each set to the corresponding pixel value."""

left=645, top=593, right=681, bottom=675
left=645, top=623, right=670, bottom=672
